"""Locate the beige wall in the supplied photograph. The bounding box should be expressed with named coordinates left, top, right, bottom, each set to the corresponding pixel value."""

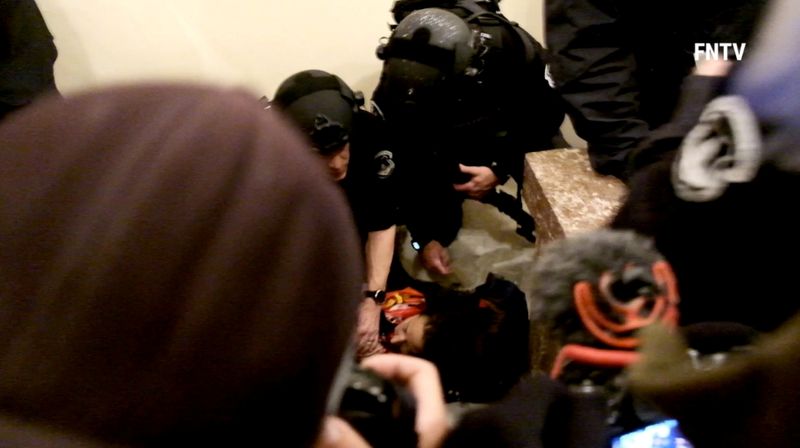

left=37, top=0, right=583, bottom=147
left=37, top=0, right=544, bottom=100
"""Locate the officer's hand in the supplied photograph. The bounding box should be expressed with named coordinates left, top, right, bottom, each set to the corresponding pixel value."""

left=453, top=164, right=499, bottom=199
left=356, top=298, right=385, bottom=359
left=420, top=241, right=452, bottom=275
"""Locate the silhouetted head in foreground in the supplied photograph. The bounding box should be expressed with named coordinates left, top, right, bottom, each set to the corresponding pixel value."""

left=0, top=84, right=363, bottom=447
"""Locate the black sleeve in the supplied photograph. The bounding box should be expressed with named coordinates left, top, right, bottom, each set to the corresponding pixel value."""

left=490, top=25, right=567, bottom=184
left=545, top=0, right=649, bottom=181
left=627, top=75, right=729, bottom=173
left=612, top=74, right=729, bottom=234
left=362, top=183, right=398, bottom=233
left=370, top=87, right=464, bottom=248
left=399, top=160, right=463, bottom=248
left=362, top=151, right=398, bottom=234
left=356, top=120, right=400, bottom=234
left=513, top=27, right=567, bottom=147
left=491, top=77, right=567, bottom=183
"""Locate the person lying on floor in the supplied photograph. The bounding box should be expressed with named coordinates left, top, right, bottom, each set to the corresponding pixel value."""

left=366, top=273, right=531, bottom=404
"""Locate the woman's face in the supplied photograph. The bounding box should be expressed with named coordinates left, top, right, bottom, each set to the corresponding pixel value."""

left=390, top=314, right=430, bottom=354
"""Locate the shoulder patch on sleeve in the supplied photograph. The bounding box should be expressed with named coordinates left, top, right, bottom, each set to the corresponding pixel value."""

left=374, top=150, right=396, bottom=179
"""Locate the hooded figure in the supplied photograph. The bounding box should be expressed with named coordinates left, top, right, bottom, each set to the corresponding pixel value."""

left=0, top=84, right=363, bottom=447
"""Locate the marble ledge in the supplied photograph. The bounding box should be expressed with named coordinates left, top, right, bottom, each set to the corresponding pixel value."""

left=522, top=148, right=628, bottom=245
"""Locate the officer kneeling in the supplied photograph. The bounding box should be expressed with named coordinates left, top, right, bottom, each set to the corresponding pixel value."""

left=271, top=70, right=399, bottom=359
left=373, top=1, right=566, bottom=276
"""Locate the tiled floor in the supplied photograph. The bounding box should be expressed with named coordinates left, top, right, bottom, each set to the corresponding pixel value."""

left=396, top=180, right=538, bottom=314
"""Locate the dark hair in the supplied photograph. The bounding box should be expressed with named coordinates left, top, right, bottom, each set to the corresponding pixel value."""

left=420, top=275, right=530, bottom=403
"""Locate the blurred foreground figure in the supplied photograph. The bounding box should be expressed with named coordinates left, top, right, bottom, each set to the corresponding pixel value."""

left=0, top=0, right=60, bottom=121
left=0, top=84, right=364, bottom=447
left=529, top=230, right=679, bottom=437
left=630, top=314, right=800, bottom=448
left=612, top=0, right=800, bottom=333
left=624, top=1, right=800, bottom=446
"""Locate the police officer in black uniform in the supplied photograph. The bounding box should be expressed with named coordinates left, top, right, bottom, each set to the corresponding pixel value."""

left=373, top=1, right=565, bottom=276
left=272, top=70, right=398, bottom=358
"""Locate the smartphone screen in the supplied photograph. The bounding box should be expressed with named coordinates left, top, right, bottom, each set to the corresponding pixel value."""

left=611, top=419, right=693, bottom=448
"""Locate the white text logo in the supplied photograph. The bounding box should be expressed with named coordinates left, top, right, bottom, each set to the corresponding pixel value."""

left=694, top=43, right=747, bottom=61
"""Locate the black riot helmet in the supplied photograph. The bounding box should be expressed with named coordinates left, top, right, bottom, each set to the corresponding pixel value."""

left=375, top=8, right=479, bottom=113
left=273, top=70, right=364, bottom=154
left=390, top=0, right=501, bottom=23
